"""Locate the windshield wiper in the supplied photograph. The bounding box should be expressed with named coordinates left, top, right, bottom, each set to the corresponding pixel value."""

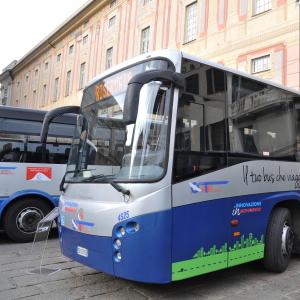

left=81, top=174, right=106, bottom=182
left=60, top=169, right=96, bottom=190
left=110, top=181, right=130, bottom=196
left=83, top=174, right=130, bottom=196
left=60, top=171, right=75, bottom=192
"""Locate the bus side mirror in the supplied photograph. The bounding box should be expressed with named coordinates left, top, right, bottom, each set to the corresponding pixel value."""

left=123, top=70, right=184, bottom=124
left=40, top=106, right=80, bottom=144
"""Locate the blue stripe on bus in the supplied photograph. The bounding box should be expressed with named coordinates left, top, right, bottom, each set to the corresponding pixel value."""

left=0, top=166, right=17, bottom=170
left=192, top=180, right=230, bottom=185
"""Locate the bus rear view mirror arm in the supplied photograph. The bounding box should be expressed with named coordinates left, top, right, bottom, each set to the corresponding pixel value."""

left=123, top=70, right=185, bottom=124
left=40, top=106, right=80, bottom=144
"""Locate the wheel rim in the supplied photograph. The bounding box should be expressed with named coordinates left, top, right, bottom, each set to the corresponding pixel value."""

left=16, top=207, right=44, bottom=234
left=281, top=222, right=294, bottom=256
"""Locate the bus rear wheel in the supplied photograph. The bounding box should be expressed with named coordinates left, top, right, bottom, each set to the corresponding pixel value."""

left=3, top=198, right=52, bottom=243
left=263, top=207, right=294, bottom=273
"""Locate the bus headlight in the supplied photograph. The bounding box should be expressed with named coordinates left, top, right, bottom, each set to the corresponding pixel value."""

left=117, top=226, right=126, bottom=237
left=126, top=221, right=140, bottom=233
left=114, top=251, right=122, bottom=262
left=114, top=238, right=122, bottom=249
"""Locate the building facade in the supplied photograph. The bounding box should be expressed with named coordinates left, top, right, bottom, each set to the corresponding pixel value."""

left=1, top=0, right=299, bottom=109
left=0, top=60, right=17, bottom=106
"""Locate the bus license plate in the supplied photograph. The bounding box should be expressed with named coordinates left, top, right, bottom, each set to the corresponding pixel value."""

left=77, top=246, right=88, bottom=257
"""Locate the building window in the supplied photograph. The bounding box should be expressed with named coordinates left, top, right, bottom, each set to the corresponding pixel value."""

left=251, top=55, right=271, bottom=73
left=253, top=0, right=272, bottom=15
left=41, top=84, right=47, bottom=106
left=35, top=69, right=38, bottom=76
left=79, top=62, right=86, bottom=90
left=65, top=71, right=71, bottom=96
left=140, top=26, right=150, bottom=54
left=143, top=0, right=152, bottom=4
left=57, top=53, right=61, bottom=63
left=69, top=45, right=74, bottom=55
left=110, top=0, right=117, bottom=7
left=106, top=47, right=113, bottom=69
left=25, top=75, right=29, bottom=82
left=24, top=95, right=27, bottom=106
left=53, top=77, right=59, bottom=101
left=33, top=90, right=36, bottom=105
left=45, top=62, right=49, bottom=71
left=108, top=16, right=116, bottom=28
left=184, top=2, right=197, bottom=43
left=83, top=35, right=88, bottom=45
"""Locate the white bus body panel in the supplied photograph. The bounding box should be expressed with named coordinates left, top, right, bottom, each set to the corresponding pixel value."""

left=0, top=162, right=66, bottom=198
left=60, top=179, right=172, bottom=237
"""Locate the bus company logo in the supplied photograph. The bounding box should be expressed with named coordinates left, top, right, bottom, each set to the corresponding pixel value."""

left=64, top=201, right=78, bottom=213
left=0, top=166, right=17, bottom=175
left=26, top=167, right=52, bottom=181
left=71, top=208, right=95, bottom=232
left=232, top=201, right=262, bottom=216
left=190, top=180, right=230, bottom=194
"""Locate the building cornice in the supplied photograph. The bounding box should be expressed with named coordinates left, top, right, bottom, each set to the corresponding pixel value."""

left=0, top=69, right=14, bottom=82
left=10, top=0, right=110, bottom=75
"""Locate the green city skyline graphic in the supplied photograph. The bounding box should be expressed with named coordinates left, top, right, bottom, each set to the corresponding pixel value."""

left=172, top=233, right=265, bottom=281
left=193, top=233, right=264, bottom=258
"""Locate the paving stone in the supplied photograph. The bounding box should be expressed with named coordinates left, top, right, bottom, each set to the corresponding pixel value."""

left=0, top=277, right=16, bottom=291
left=89, top=287, right=148, bottom=299
left=11, top=269, right=75, bottom=288
left=0, top=286, right=41, bottom=300
left=37, top=273, right=115, bottom=294
left=2, top=231, right=300, bottom=299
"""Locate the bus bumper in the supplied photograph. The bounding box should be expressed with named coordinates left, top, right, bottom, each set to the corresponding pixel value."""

left=60, top=226, right=114, bottom=276
left=60, top=210, right=172, bottom=283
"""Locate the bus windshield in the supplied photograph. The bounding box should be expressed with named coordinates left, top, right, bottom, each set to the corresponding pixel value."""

left=66, top=59, right=174, bottom=183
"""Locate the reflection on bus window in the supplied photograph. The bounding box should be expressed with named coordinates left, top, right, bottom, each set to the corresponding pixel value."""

left=229, top=75, right=295, bottom=160
left=0, top=133, right=72, bottom=164
left=174, top=59, right=227, bottom=182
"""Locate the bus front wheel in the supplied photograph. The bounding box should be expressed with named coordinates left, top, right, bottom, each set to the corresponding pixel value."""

left=263, top=207, right=294, bottom=273
left=3, top=198, right=52, bottom=243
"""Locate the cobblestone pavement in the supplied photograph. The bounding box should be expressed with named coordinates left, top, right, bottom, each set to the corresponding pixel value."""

left=1, top=231, right=300, bottom=300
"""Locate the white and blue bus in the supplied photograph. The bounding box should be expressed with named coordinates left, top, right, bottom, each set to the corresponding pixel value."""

left=41, top=50, right=300, bottom=283
left=0, top=106, right=75, bottom=242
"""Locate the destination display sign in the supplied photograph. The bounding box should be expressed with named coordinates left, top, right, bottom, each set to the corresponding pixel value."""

left=95, top=71, right=133, bottom=102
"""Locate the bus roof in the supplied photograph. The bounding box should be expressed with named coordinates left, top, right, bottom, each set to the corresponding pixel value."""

left=85, top=49, right=300, bottom=96
left=0, top=105, right=76, bottom=125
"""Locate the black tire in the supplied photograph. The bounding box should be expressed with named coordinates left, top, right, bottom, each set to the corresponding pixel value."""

left=263, top=207, right=294, bottom=273
left=3, top=198, right=52, bottom=243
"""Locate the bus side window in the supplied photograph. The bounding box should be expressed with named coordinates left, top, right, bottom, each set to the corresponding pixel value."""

left=47, top=143, right=71, bottom=164
left=0, top=135, right=24, bottom=162
left=25, top=136, right=72, bottom=164
left=173, top=60, right=227, bottom=182
left=228, top=75, right=296, bottom=164
left=175, top=95, right=204, bottom=152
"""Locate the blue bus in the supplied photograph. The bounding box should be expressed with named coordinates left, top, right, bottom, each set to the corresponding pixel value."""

left=0, top=106, right=75, bottom=242
left=41, top=50, right=300, bottom=283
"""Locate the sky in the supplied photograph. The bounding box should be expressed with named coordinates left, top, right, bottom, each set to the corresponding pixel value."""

left=0, top=0, right=89, bottom=71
